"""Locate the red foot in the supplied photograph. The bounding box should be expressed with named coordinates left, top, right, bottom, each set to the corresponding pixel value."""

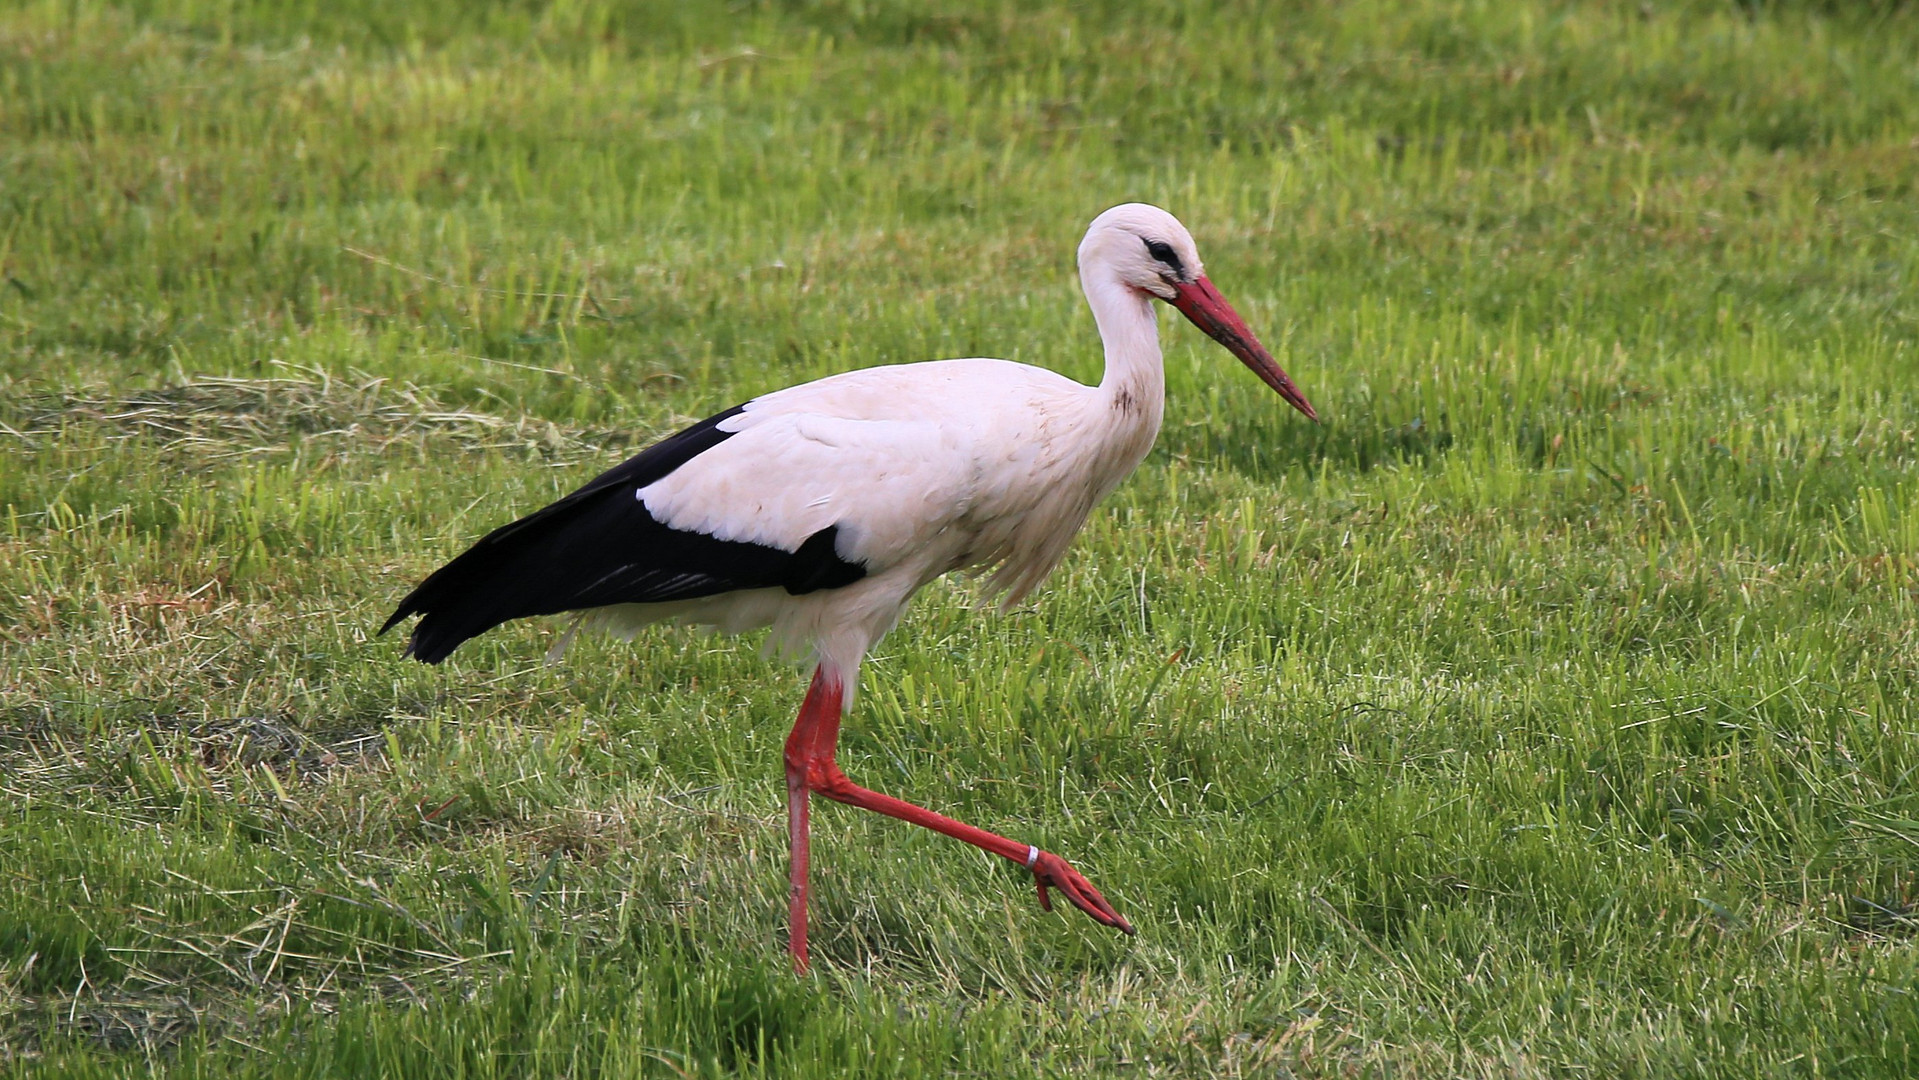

left=1030, top=850, right=1135, bottom=935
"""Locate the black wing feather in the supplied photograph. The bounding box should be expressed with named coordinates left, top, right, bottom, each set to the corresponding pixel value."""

left=382, top=404, right=866, bottom=664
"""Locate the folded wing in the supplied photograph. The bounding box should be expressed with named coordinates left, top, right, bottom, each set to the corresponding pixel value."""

left=382, top=404, right=874, bottom=663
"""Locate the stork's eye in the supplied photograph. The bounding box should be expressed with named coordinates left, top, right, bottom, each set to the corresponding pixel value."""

left=1142, top=238, right=1185, bottom=280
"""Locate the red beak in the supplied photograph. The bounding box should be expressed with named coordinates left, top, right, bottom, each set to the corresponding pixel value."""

left=1168, top=276, right=1319, bottom=422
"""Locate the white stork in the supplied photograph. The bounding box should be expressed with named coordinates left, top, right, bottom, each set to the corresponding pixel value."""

left=383, top=203, right=1318, bottom=971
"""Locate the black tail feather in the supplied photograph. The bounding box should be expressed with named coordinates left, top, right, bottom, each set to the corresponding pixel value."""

left=381, top=403, right=865, bottom=663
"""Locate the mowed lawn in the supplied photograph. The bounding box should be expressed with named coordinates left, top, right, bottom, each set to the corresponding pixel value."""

left=2, top=0, right=1917, bottom=1075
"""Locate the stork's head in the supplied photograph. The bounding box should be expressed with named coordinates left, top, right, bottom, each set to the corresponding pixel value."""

left=1079, top=203, right=1318, bottom=422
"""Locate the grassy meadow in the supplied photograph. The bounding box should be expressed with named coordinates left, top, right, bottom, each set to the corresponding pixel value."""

left=3, top=0, right=1918, bottom=1074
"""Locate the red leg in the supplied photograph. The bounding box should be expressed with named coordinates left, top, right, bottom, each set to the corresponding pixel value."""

left=782, top=675, right=834, bottom=973
left=784, top=758, right=812, bottom=971
left=779, top=666, right=1133, bottom=971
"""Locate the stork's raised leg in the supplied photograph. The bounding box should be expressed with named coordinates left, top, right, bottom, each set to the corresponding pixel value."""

left=781, top=665, right=1134, bottom=971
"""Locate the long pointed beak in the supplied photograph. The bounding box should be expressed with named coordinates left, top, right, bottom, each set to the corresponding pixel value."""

left=1168, top=276, right=1319, bottom=422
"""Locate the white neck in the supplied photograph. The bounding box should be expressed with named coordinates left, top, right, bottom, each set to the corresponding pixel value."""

left=1081, top=271, right=1167, bottom=419
left=1073, top=268, right=1168, bottom=490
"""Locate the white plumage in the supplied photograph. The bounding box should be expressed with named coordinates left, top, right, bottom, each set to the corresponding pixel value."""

left=385, top=203, right=1318, bottom=970
left=598, top=356, right=1137, bottom=676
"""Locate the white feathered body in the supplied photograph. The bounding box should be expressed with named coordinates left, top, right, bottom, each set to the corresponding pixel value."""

left=588, top=353, right=1165, bottom=678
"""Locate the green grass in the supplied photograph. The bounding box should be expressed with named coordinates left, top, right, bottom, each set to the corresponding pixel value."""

left=3, top=0, right=1917, bottom=1074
